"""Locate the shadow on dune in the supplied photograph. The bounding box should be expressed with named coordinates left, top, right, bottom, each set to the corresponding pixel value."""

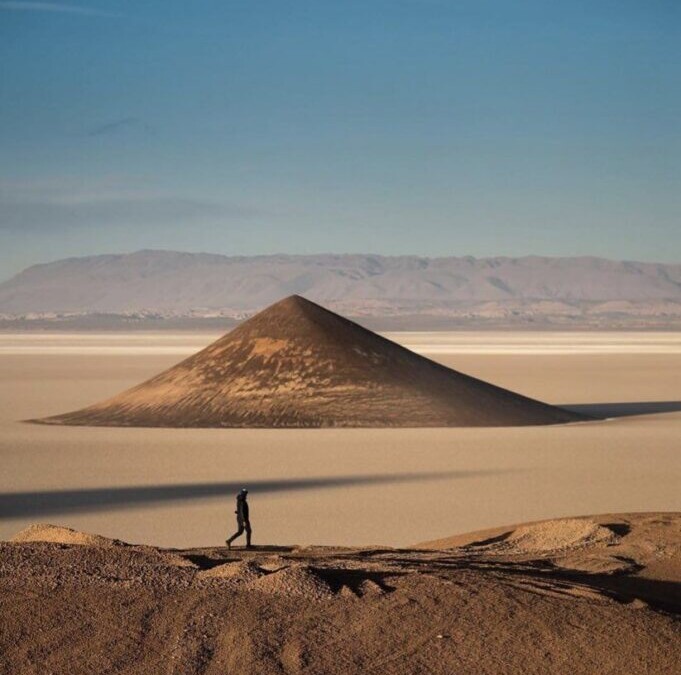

left=0, top=470, right=511, bottom=519
left=561, top=401, right=681, bottom=419
left=464, top=558, right=681, bottom=615
left=377, top=553, right=680, bottom=615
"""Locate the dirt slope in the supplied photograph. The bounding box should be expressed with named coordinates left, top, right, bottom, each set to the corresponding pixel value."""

left=1, top=513, right=679, bottom=674
left=34, top=295, right=584, bottom=428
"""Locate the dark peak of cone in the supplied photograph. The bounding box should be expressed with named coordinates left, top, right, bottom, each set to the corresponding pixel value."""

left=250, top=295, right=328, bottom=321
left=232, top=294, right=357, bottom=340
left=274, top=294, right=315, bottom=309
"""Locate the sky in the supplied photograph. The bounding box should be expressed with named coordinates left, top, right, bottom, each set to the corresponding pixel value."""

left=0, top=0, right=679, bottom=280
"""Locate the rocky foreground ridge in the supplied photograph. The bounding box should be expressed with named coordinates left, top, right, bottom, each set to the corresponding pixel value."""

left=1, top=514, right=679, bottom=674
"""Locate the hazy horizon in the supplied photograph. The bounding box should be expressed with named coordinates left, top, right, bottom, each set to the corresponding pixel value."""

left=2, top=247, right=680, bottom=288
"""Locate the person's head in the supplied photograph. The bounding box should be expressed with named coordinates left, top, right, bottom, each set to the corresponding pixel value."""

left=239, top=488, right=248, bottom=499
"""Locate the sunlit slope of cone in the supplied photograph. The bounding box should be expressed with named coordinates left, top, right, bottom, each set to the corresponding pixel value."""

left=35, top=295, right=586, bottom=427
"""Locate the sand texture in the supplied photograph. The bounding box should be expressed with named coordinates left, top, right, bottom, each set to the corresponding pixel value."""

left=34, top=296, right=582, bottom=428
left=1, top=513, right=679, bottom=674
left=2, top=332, right=681, bottom=548
left=419, top=517, right=620, bottom=553
left=10, top=523, right=125, bottom=548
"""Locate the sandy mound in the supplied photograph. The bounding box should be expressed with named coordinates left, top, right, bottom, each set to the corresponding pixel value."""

left=10, top=523, right=125, bottom=548
left=247, top=565, right=334, bottom=600
left=553, top=553, right=638, bottom=575
left=486, top=519, right=619, bottom=554
left=198, top=560, right=265, bottom=583
left=36, top=295, right=584, bottom=428
left=420, top=517, right=622, bottom=552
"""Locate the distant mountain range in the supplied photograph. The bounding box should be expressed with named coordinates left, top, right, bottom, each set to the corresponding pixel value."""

left=1, top=250, right=680, bottom=329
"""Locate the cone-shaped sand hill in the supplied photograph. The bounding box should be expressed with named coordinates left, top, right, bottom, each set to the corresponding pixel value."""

left=35, top=295, right=586, bottom=427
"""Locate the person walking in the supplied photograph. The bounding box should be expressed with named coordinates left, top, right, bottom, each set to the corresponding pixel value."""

left=226, top=488, right=252, bottom=549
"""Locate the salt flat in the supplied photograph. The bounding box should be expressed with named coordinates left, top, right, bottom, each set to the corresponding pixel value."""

left=1, top=331, right=680, bottom=547
left=2, top=330, right=681, bottom=355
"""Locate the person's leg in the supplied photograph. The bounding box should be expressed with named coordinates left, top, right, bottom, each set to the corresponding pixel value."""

left=245, top=521, right=252, bottom=548
left=226, top=522, right=245, bottom=548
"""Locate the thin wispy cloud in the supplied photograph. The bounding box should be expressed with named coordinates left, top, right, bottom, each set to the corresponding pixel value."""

left=88, top=118, right=154, bottom=138
left=0, top=198, right=253, bottom=232
left=0, top=2, right=120, bottom=18
left=0, top=177, right=266, bottom=231
left=0, top=198, right=262, bottom=232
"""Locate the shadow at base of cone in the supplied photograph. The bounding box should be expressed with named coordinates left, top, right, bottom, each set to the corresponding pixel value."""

left=561, top=400, right=681, bottom=419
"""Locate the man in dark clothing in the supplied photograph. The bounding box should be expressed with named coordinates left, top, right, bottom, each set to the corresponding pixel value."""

left=226, top=488, right=252, bottom=549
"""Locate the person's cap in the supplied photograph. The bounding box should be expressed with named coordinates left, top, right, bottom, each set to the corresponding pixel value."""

left=240, top=488, right=248, bottom=494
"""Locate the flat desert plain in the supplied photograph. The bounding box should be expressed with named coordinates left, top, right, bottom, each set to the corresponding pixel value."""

left=1, top=331, right=680, bottom=548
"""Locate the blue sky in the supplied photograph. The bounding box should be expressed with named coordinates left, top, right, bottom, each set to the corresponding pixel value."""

left=0, top=1, right=679, bottom=279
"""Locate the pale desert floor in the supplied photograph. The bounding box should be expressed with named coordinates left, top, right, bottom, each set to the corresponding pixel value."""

left=1, top=331, right=680, bottom=548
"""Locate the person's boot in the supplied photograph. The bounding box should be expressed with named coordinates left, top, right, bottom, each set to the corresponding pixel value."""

left=225, top=539, right=231, bottom=550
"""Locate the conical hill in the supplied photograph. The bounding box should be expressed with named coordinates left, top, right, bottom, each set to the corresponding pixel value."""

left=35, top=295, right=586, bottom=427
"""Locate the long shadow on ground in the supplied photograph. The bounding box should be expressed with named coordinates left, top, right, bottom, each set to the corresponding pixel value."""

left=0, top=470, right=512, bottom=519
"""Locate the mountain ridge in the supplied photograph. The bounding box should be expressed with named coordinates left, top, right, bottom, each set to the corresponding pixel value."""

left=2, top=250, right=680, bottom=325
